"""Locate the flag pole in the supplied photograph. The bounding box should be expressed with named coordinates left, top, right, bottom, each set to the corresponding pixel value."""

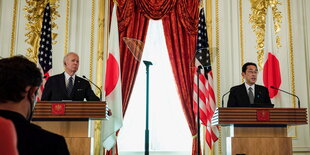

left=143, top=60, right=153, bottom=155
left=196, top=66, right=202, bottom=155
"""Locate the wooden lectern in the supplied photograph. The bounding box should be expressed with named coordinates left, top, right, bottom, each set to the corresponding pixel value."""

left=212, top=107, right=308, bottom=155
left=32, top=101, right=107, bottom=155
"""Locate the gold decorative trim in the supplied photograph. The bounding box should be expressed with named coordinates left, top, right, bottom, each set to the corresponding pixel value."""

left=10, top=0, right=18, bottom=57
left=94, top=0, right=105, bottom=154
left=240, top=0, right=244, bottom=80
left=249, top=0, right=282, bottom=70
left=64, top=0, right=70, bottom=55
left=287, top=0, right=298, bottom=139
left=89, top=0, right=95, bottom=80
left=287, top=0, right=296, bottom=108
left=24, top=0, right=59, bottom=63
left=215, top=0, right=221, bottom=154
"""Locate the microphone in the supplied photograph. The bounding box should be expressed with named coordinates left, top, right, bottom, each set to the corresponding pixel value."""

left=270, top=86, right=301, bottom=108
left=82, top=75, right=102, bottom=101
left=221, top=90, right=230, bottom=107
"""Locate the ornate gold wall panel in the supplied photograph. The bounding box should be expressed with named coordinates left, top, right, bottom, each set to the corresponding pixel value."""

left=24, top=0, right=59, bottom=63
left=249, top=0, right=282, bottom=69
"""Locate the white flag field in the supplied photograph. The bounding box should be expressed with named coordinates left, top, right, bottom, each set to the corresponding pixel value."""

left=102, top=4, right=123, bottom=150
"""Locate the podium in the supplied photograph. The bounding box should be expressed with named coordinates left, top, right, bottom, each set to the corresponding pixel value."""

left=212, top=107, right=308, bottom=155
left=32, top=101, right=107, bottom=155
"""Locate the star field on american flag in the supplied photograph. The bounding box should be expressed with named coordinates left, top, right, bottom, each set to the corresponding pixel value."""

left=195, top=8, right=211, bottom=77
left=38, top=3, right=52, bottom=74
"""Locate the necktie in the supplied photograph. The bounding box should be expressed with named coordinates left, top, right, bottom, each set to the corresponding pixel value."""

left=248, top=87, right=254, bottom=104
left=67, top=77, right=73, bottom=97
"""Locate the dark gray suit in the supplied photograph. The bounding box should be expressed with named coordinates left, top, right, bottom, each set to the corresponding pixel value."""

left=227, top=83, right=272, bottom=107
left=41, top=73, right=99, bottom=101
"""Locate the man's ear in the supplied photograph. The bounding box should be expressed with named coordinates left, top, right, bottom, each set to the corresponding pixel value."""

left=241, top=72, right=245, bottom=77
left=28, top=86, right=39, bottom=99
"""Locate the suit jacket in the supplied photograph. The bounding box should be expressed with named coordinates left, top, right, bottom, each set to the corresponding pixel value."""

left=227, top=83, right=272, bottom=107
left=0, top=110, right=70, bottom=155
left=41, top=73, right=99, bottom=101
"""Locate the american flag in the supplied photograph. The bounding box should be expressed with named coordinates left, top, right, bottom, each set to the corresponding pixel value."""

left=193, top=8, right=218, bottom=148
left=37, top=3, right=52, bottom=100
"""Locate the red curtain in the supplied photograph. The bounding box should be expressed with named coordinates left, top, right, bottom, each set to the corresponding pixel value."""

left=162, top=0, right=199, bottom=154
left=107, top=0, right=199, bottom=154
left=117, top=0, right=150, bottom=115
left=106, top=1, right=149, bottom=154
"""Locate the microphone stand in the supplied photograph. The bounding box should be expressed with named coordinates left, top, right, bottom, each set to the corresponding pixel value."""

left=82, top=75, right=102, bottom=101
left=196, top=66, right=202, bottom=155
left=143, top=60, right=152, bottom=155
left=270, top=86, right=301, bottom=108
left=221, top=91, right=230, bottom=107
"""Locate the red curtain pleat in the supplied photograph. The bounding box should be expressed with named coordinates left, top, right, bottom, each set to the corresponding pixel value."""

left=162, top=5, right=199, bottom=155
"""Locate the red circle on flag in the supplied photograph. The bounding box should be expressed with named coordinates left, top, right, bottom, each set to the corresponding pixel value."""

left=263, top=53, right=281, bottom=98
left=105, top=53, right=120, bottom=96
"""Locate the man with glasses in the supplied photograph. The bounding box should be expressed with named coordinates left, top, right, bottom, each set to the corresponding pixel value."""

left=227, top=62, right=273, bottom=107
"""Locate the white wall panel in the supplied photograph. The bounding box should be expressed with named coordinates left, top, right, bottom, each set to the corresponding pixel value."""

left=0, top=0, right=14, bottom=57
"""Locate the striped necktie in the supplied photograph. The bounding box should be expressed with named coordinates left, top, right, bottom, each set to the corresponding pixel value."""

left=67, top=76, right=73, bottom=97
left=248, top=87, right=254, bottom=104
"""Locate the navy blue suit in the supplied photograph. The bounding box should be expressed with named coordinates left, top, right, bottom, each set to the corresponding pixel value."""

left=227, top=83, right=272, bottom=107
left=41, top=73, right=99, bottom=101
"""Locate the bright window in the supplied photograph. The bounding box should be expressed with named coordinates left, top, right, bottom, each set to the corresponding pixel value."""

left=118, top=20, right=192, bottom=153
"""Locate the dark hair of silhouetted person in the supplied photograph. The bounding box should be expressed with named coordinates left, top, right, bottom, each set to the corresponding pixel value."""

left=0, top=55, right=42, bottom=103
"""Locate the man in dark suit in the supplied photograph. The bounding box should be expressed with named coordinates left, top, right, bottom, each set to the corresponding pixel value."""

left=41, top=52, right=99, bottom=101
left=0, top=56, right=69, bottom=155
left=227, top=62, right=273, bottom=107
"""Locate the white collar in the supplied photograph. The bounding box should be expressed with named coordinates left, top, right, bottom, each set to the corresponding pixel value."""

left=245, top=83, right=255, bottom=93
left=64, top=72, right=76, bottom=81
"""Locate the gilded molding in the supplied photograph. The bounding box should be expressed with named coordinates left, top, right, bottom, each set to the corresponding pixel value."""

left=89, top=0, right=95, bottom=80
left=215, top=0, right=221, bottom=154
left=94, top=0, right=105, bottom=154
left=10, top=0, right=18, bottom=57
left=249, top=0, right=282, bottom=69
left=287, top=0, right=296, bottom=108
left=240, top=0, right=244, bottom=75
left=24, top=0, right=59, bottom=63
left=64, top=0, right=70, bottom=55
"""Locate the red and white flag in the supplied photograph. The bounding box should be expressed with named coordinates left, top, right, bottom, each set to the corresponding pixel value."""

left=193, top=8, right=218, bottom=149
left=263, top=6, right=282, bottom=99
left=37, top=3, right=53, bottom=100
left=102, top=4, right=123, bottom=150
